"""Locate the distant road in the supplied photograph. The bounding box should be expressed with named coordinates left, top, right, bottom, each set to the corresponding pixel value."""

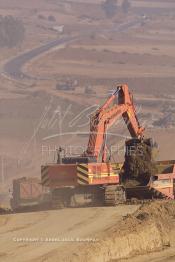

left=3, top=36, right=76, bottom=80
left=2, top=19, right=142, bottom=81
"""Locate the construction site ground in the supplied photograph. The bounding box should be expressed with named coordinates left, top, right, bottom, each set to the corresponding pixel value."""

left=0, top=205, right=138, bottom=262
left=1, top=201, right=175, bottom=262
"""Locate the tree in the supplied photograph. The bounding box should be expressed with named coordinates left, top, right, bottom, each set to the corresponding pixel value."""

left=121, top=0, right=131, bottom=13
left=0, top=16, right=25, bottom=48
left=102, top=0, right=118, bottom=18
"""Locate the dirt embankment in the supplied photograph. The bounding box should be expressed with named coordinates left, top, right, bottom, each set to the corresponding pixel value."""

left=66, top=201, right=175, bottom=262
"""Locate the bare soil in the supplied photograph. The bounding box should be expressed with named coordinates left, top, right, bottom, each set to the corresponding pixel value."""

left=1, top=201, right=173, bottom=262
left=0, top=205, right=139, bottom=262
left=59, top=201, right=175, bottom=262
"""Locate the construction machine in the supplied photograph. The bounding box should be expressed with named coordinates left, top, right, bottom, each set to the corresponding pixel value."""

left=41, top=84, right=175, bottom=208
left=10, top=177, right=51, bottom=212
left=83, top=84, right=144, bottom=162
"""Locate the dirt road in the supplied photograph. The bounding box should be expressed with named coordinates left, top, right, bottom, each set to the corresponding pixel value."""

left=0, top=205, right=138, bottom=262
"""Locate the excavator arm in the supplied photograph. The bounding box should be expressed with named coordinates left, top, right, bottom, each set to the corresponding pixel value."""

left=84, top=84, right=144, bottom=162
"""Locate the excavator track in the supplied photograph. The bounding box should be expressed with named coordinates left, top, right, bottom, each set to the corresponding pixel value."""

left=104, top=185, right=126, bottom=206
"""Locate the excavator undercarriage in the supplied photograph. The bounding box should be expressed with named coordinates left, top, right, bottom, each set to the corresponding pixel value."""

left=50, top=184, right=127, bottom=208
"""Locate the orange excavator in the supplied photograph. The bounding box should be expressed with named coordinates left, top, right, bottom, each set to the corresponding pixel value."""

left=41, top=84, right=175, bottom=207
left=83, top=84, right=144, bottom=163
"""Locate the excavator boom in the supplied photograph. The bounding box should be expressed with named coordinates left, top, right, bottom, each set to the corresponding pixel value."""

left=84, top=84, right=144, bottom=162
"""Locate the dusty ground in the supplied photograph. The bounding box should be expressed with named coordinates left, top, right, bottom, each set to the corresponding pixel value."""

left=0, top=0, right=174, bottom=261
left=56, top=201, right=175, bottom=262
left=0, top=201, right=173, bottom=262
left=0, top=205, right=139, bottom=262
left=115, top=201, right=175, bottom=262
